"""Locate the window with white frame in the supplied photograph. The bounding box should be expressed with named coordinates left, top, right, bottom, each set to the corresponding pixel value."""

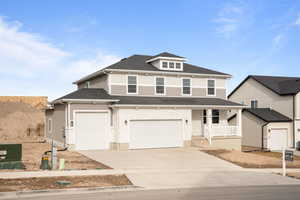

left=251, top=100, right=258, bottom=108
left=127, top=75, right=137, bottom=94
left=162, top=62, right=168, bottom=68
left=175, top=62, right=181, bottom=69
left=207, top=79, right=215, bottom=95
left=156, top=77, right=165, bottom=94
left=48, top=118, right=52, bottom=133
left=182, top=78, right=191, bottom=95
left=169, top=62, right=175, bottom=69
left=212, top=109, right=219, bottom=124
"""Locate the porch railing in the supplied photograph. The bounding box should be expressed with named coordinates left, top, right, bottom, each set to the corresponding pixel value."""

left=204, top=125, right=239, bottom=138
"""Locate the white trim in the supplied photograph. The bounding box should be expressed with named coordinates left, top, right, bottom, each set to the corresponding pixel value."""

left=207, top=79, right=216, bottom=96
left=146, top=56, right=186, bottom=63
left=105, top=69, right=232, bottom=78
left=108, top=73, right=111, bottom=94
left=181, top=77, right=192, bottom=96
left=110, top=104, right=247, bottom=109
left=127, top=74, right=138, bottom=95
left=155, top=76, right=166, bottom=95
left=52, top=99, right=119, bottom=104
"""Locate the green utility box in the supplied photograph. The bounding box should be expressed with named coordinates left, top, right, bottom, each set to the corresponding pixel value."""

left=0, top=144, right=24, bottom=169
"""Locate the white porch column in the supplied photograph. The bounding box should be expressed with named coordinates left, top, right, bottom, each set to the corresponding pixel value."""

left=207, top=109, right=212, bottom=144
left=236, top=109, right=242, bottom=136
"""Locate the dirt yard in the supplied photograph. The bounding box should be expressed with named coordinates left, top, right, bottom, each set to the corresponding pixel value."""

left=0, top=175, right=132, bottom=192
left=203, top=149, right=300, bottom=168
left=2, top=142, right=111, bottom=171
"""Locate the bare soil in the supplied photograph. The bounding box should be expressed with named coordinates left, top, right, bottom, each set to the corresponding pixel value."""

left=0, top=175, right=132, bottom=192
left=0, top=102, right=45, bottom=140
left=286, top=172, right=300, bottom=180
left=203, top=149, right=300, bottom=168
left=2, top=142, right=111, bottom=171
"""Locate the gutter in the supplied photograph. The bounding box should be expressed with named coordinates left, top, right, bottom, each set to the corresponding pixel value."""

left=52, top=99, right=120, bottom=104
left=110, top=104, right=247, bottom=109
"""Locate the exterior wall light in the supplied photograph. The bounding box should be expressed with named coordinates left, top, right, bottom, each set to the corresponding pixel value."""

left=124, top=120, right=128, bottom=125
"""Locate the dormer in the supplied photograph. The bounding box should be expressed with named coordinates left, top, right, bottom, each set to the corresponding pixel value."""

left=146, top=52, right=186, bottom=71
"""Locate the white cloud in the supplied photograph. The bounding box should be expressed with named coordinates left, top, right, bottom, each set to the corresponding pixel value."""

left=273, top=34, right=284, bottom=47
left=0, top=16, right=121, bottom=100
left=294, top=14, right=300, bottom=26
left=214, top=3, right=245, bottom=39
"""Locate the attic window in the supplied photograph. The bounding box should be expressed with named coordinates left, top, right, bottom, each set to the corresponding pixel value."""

left=176, top=63, right=181, bottom=69
left=160, top=61, right=183, bottom=71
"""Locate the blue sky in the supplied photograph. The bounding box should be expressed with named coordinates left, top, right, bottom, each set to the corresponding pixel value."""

left=1, top=0, right=300, bottom=100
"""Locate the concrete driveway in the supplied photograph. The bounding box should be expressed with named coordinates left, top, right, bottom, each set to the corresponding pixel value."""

left=80, top=147, right=241, bottom=171
left=79, top=148, right=300, bottom=189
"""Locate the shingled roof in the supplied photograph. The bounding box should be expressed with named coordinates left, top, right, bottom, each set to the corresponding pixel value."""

left=74, top=52, right=230, bottom=84
left=244, top=108, right=292, bottom=122
left=228, top=75, right=300, bottom=97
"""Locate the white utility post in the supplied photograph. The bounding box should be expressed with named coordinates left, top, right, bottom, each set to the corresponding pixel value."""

left=282, top=147, right=286, bottom=177
left=207, top=109, right=212, bottom=144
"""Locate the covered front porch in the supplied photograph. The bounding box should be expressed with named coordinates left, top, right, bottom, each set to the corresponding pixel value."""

left=191, top=107, right=242, bottom=148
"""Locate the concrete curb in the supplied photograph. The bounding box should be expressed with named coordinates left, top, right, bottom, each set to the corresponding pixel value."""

left=0, top=185, right=141, bottom=200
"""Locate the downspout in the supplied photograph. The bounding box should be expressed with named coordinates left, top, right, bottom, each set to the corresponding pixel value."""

left=261, top=122, right=269, bottom=150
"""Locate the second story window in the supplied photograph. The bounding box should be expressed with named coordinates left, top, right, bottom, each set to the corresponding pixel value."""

left=182, top=78, right=191, bottom=95
left=127, top=75, right=137, bottom=94
left=162, top=62, right=168, bottom=68
left=156, top=77, right=165, bottom=94
left=251, top=100, right=258, bottom=108
left=176, top=62, right=181, bottom=69
left=207, top=80, right=215, bottom=96
left=169, top=62, right=175, bottom=69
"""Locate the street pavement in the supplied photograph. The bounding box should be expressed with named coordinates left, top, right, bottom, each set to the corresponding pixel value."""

left=4, top=185, right=300, bottom=200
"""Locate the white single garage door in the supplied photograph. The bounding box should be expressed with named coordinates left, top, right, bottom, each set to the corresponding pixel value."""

left=129, top=119, right=183, bottom=149
left=269, top=129, right=288, bottom=150
left=75, top=111, right=109, bottom=150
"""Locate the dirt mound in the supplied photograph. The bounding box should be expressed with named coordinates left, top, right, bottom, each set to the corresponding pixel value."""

left=0, top=102, right=45, bottom=142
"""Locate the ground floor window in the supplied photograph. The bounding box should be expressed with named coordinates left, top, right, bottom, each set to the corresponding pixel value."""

left=212, top=110, right=219, bottom=124
left=203, top=110, right=207, bottom=124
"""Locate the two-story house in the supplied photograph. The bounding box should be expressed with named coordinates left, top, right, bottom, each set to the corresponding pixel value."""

left=228, top=75, right=300, bottom=151
left=46, top=52, right=244, bottom=150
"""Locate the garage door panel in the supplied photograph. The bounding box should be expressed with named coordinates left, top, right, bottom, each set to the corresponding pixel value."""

left=75, top=112, right=109, bottom=150
left=269, top=129, right=287, bottom=150
left=130, top=119, right=183, bottom=149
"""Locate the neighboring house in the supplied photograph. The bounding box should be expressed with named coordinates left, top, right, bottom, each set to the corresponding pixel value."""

left=228, top=75, right=300, bottom=150
left=46, top=52, right=244, bottom=150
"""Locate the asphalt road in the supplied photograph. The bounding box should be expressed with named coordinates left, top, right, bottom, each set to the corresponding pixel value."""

left=10, top=185, right=300, bottom=200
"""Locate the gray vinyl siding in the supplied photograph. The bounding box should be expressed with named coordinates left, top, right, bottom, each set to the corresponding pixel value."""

left=45, top=104, right=66, bottom=144
left=229, top=78, right=293, bottom=118
left=78, top=75, right=108, bottom=91
left=242, top=111, right=265, bottom=148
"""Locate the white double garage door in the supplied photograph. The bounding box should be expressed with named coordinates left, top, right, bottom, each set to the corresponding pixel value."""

left=75, top=111, right=183, bottom=150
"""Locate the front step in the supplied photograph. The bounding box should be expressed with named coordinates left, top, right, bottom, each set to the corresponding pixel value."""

left=191, top=136, right=209, bottom=148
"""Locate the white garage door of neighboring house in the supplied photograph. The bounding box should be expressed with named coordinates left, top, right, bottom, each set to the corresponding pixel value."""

left=75, top=111, right=109, bottom=150
left=269, top=129, right=288, bottom=150
left=129, top=119, right=183, bottom=149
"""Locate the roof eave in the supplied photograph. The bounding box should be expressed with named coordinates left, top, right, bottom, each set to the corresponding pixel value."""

left=73, top=70, right=107, bottom=84
left=110, top=104, right=246, bottom=108
left=105, top=69, right=232, bottom=78
left=52, top=98, right=120, bottom=104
